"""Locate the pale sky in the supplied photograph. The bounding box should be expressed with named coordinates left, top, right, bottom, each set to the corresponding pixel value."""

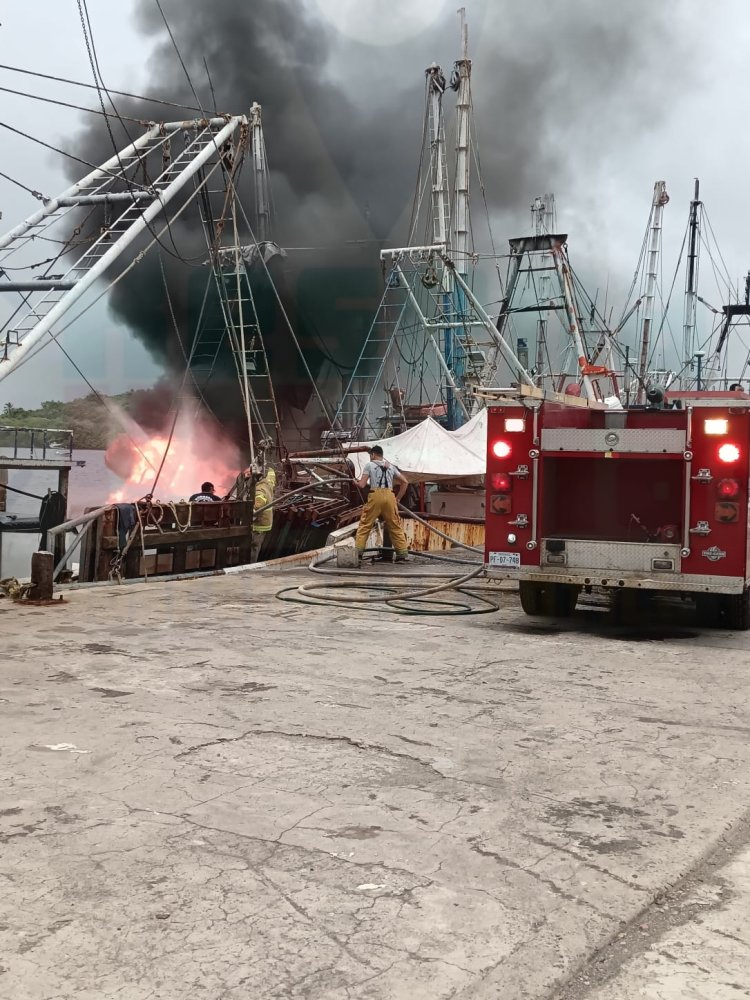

left=2, top=0, right=750, bottom=406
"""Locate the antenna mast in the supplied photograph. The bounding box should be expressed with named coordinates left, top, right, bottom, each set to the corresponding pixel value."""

left=636, top=180, right=669, bottom=402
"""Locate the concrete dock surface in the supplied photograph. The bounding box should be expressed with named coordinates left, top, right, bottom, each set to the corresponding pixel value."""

left=1, top=563, right=750, bottom=999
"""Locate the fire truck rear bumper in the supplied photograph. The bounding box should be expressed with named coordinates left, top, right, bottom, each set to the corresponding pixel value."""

left=485, top=565, right=745, bottom=594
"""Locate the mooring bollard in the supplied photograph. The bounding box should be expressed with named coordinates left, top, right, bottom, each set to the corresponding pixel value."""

left=31, top=551, right=54, bottom=602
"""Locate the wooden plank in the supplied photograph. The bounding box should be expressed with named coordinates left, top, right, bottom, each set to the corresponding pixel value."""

left=100, top=525, right=252, bottom=550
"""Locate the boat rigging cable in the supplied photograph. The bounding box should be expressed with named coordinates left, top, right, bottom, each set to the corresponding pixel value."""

left=76, top=0, right=210, bottom=268
left=0, top=168, right=48, bottom=202
left=152, top=0, right=207, bottom=113
left=0, top=82, right=149, bottom=124
left=0, top=62, right=209, bottom=114
left=0, top=119, right=148, bottom=187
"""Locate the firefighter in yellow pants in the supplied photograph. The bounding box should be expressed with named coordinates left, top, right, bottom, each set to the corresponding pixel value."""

left=354, top=445, right=409, bottom=562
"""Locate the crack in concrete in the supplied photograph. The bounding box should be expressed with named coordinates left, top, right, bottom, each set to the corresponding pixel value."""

left=175, top=726, right=450, bottom=781
left=525, top=833, right=646, bottom=891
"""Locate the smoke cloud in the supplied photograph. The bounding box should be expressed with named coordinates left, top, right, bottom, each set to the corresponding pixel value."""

left=71, top=0, right=694, bottom=438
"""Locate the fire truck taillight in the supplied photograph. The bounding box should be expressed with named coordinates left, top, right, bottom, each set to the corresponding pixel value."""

left=491, top=472, right=512, bottom=490
left=717, top=478, right=740, bottom=499
left=716, top=502, right=739, bottom=524
left=504, top=418, right=525, bottom=433
left=718, top=443, right=741, bottom=464
left=705, top=418, right=729, bottom=435
left=491, top=440, right=512, bottom=459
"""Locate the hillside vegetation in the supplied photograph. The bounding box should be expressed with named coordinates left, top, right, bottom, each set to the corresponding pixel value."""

left=0, top=389, right=154, bottom=450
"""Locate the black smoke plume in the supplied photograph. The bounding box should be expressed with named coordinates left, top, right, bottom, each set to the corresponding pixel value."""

left=72, top=0, right=694, bottom=442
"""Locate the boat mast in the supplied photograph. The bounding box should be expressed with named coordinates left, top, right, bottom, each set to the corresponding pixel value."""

left=682, top=178, right=701, bottom=380
left=448, top=7, right=472, bottom=428
left=426, top=64, right=450, bottom=251
left=453, top=9, right=471, bottom=278
left=532, top=194, right=555, bottom=386
left=636, top=180, right=669, bottom=402
left=425, top=60, right=458, bottom=427
left=250, top=102, right=270, bottom=242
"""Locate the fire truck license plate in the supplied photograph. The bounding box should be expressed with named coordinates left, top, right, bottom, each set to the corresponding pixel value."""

left=489, top=551, right=521, bottom=568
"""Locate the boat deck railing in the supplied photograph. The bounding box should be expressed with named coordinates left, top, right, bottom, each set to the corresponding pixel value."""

left=0, top=426, right=74, bottom=467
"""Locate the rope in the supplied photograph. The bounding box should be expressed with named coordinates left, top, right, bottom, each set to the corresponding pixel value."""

left=167, top=502, right=192, bottom=532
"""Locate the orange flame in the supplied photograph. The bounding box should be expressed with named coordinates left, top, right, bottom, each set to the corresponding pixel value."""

left=104, top=413, right=241, bottom=504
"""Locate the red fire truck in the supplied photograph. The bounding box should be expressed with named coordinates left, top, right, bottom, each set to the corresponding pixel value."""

left=483, top=386, right=750, bottom=629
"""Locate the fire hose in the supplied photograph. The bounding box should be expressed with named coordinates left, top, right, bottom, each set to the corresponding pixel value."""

left=276, top=492, right=500, bottom=616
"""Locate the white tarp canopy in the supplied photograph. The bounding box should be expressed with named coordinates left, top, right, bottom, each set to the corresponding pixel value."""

left=348, top=416, right=486, bottom=482
left=448, top=407, right=487, bottom=460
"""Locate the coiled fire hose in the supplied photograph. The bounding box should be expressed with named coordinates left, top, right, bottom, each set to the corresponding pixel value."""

left=276, top=500, right=501, bottom=617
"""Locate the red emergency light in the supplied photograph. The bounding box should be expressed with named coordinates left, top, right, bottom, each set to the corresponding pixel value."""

left=491, top=440, right=512, bottom=460
left=717, top=478, right=740, bottom=498
left=491, top=472, right=512, bottom=490
left=718, top=443, right=741, bottom=464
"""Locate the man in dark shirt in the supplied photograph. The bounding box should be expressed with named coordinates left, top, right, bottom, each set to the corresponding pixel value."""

left=189, top=481, right=222, bottom=502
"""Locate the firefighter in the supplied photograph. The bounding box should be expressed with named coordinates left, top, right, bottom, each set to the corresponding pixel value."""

left=251, top=469, right=276, bottom=563
left=353, top=445, right=409, bottom=563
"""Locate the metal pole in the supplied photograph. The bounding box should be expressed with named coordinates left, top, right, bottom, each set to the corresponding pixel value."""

left=551, top=244, right=596, bottom=399
left=250, top=103, right=270, bottom=242
left=425, top=63, right=457, bottom=425
left=396, top=267, right=470, bottom=419
left=426, top=65, right=450, bottom=250
left=53, top=518, right=93, bottom=580
left=449, top=9, right=472, bottom=428
left=46, top=504, right=110, bottom=537
left=485, top=243, right=525, bottom=381
left=453, top=11, right=471, bottom=276
left=683, top=178, right=701, bottom=377
left=447, top=263, right=535, bottom=388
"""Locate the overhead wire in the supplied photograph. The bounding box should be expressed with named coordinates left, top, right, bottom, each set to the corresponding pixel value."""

left=0, top=62, right=210, bottom=114
left=75, top=0, right=209, bottom=268
left=0, top=82, right=148, bottom=124
left=153, top=0, right=207, bottom=113
left=0, top=168, right=47, bottom=202
left=0, top=118, right=148, bottom=187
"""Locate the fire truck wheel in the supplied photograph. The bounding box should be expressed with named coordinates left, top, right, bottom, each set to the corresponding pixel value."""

left=724, top=588, right=750, bottom=631
left=547, top=584, right=579, bottom=618
left=695, top=593, right=721, bottom=628
left=519, top=581, right=543, bottom=615
left=519, top=582, right=578, bottom=617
